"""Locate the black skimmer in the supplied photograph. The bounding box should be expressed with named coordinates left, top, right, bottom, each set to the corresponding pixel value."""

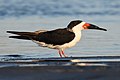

left=7, top=20, right=107, bottom=57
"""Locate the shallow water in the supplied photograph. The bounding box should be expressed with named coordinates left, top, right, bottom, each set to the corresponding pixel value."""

left=0, top=0, right=120, bottom=58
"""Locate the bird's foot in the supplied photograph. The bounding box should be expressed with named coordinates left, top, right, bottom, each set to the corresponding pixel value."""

left=58, top=50, right=68, bottom=58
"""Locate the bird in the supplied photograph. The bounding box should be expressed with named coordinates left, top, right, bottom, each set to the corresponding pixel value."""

left=7, top=20, right=107, bottom=57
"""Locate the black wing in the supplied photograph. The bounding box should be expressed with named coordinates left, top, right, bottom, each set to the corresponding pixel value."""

left=36, top=28, right=75, bottom=45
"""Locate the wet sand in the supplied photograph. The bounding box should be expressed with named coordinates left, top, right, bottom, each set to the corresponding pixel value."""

left=0, top=66, right=120, bottom=80
left=0, top=56, right=120, bottom=80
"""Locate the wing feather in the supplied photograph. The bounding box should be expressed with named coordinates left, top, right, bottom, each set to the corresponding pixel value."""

left=36, top=28, right=75, bottom=45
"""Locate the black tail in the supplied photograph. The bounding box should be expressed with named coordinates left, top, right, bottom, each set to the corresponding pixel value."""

left=7, top=31, right=37, bottom=40
left=9, top=36, right=31, bottom=40
left=7, top=31, right=37, bottom=36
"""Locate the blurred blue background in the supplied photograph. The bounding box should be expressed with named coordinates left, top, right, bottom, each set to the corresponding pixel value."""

left=0, top=0, right=120, bottom=18
left=0, top=0, right=120, bottom=58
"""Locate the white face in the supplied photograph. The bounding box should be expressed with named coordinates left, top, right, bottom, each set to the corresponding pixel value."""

left=72, top=22, right=86, bottom=32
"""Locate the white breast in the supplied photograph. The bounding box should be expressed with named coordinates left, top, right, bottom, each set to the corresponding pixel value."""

left=58, top=31, right=81, bottom=50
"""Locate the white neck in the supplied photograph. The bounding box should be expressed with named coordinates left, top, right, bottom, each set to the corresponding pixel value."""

left=72, top=22, right=86, bottom=33
left=71, top=22, right=86, bottom=43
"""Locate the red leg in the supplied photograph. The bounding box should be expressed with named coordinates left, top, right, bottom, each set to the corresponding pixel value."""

left=58, top=50, right=62, bottom=57
left=61, top=50, right=67, bottom=57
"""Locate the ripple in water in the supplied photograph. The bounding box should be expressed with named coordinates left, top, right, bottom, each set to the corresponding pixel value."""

left=0, top=0, right=120, bottom=18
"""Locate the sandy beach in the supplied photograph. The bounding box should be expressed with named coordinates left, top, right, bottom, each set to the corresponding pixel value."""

left=0, top=56, right=120, bottom=80
left=0, top=66, right=119, bottom=80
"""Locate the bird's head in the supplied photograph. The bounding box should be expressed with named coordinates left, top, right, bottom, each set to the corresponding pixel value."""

left=67, top=20, right=107, bottom=32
